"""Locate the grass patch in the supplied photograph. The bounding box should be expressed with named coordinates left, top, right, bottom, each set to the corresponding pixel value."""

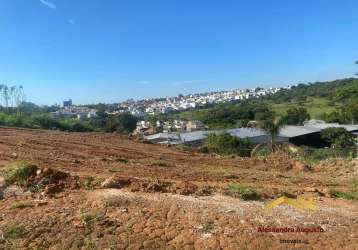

left=10, top=202, right=34, bottom=209
left=115, top=158, right=129, bottom=163
left=196, top=186, right=214, bottom=196
left=0, top=161, right=38, bottom=186
left=151, top=160, right=170, bottom=167
left=125, top=222, right=134, bottom=233
left=224, top=173, right=239, bottom=179
left=5, top=225, right=27, bottom=239
left=82, top=177, right=103, bottom=190
left=205, top=166, right=236, bottom=178
left=251, top=145, right=272, bottom=157
left=224, top=184, right=261, bottom=200
left=109, top=167, right=121, bottom=173
left=329, top=190, right=358, bottom=200
left=203, top=133, right=252, bottom=156
left=199, top=223, right=215, bottom=234
left=271, top=97, right=339, bottom=119
left=298, top=147, right=356, bottom=166
left=81, top=213, right=96, bottom=225
left=175, top=144, right=190, bottom=151
left=330, top=180, right=358, bottom=201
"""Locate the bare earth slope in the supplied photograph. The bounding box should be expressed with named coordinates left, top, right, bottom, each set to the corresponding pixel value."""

left=0, top=127, right=357, bottom=249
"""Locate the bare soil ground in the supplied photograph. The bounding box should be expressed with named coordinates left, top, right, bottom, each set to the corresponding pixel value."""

left=0, top=127, right=357, bottom=249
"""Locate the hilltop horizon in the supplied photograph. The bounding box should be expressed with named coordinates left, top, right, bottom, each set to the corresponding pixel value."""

left=17, top=76, right=355, bottom=106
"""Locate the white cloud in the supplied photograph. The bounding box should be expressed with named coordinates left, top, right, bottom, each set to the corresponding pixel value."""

left=68, top=19, right=76, bottom=25
left=39, top=0, right=56, bottom=9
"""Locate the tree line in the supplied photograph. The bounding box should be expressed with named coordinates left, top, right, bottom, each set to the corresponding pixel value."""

left=0, top=84, right=138, bottom=133
left=0, top=84, right=26, bottom=111
left=0, top=109, right=138, bottom=133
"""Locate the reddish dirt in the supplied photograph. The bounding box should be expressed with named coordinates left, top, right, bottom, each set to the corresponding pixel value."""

left=0, top=127, right=357, bottom=249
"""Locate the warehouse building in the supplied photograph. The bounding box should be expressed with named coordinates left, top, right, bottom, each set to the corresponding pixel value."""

left=144, top=121, right=358, bottom=147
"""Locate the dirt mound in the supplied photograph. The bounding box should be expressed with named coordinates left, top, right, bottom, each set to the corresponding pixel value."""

left=260, top=152, right=310, bottom=172
left=172, top=181, right=198, bottom=195
left=101, top=176, right=200, bottom=196
left=0, top=162, right=75, bottom=196
left=100, top=176, right=173, bottom=193
left=101, top=176, right=132, bottom=189
left=37, top=167, right=77, bottom=195
left=314, top=158, right=357, bottom=176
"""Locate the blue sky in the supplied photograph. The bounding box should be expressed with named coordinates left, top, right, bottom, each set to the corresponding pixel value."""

left=0, top=0, right=357, bottom=105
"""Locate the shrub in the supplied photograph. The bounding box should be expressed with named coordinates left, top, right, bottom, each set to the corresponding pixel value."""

left=251, top=144, right=271, bottom=156
left=151, top=160, right=170, bottom=167
left=57, top=118, right=93, bottom=132
left=321, top=127, right=355, bottom=148
left=105, top=113, right=138, bottom=133
left=11, top=202, right=34, bottom=209
left=199, top=223, right=215, bottom=234
left=81, top=213, right=96, bottom=225
left=0, top=112, right=95, bottom=132
left=5, top=225, right=27, bottom=239
left=109, top=167, right=121, bottom=173
left=352, top=179, right=358, bottom=192
left=329, top=190, right=358, bottom=200
left=299, top=146, right=356, bottom=165
left=0, top=113, right=32, bottom=127
left=203, top=133, right=252, bottom=156
left=224, top=184, right=261, bottom=200
left=283, top=107, right=310, bottom=125
left=115, top=158, right=129, bottom=163
left=196, top=186, right=214, bottom=196
left=68, top=121, right=93, bottom=132
left=31, top=113, right=60, bottom=129
left=0, top=161, right=38, bottom=186
left=330, top=180, right=358, bottom=200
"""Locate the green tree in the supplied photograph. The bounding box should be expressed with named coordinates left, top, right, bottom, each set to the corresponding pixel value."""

left=2, top=85, right=10, bottom=110
left=344, top=100, right=358, bottom=124
left=203, top=133, right=252, bottom=156
left=259, top=118, right=284, bottom=152
left=325, top=111, right=345, bottom=123
left=106, top=113, right=138, bottom=133
left=254, top=108, right=275, bottom=121
left=32, top=113, right=60, bottom=129
left=283, top=107, right=310, bottom=125
left=321, top=127, right=355, bottom=148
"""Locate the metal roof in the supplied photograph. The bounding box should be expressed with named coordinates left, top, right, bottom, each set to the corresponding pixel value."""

left=277, top=124, right=358, bottom=138
left=228, top=128, right=266, bottom=137
left=180, top=130, right=226, bottom=142
left=144, top=123, right=358, bottom=143
left=180, top=128, right=270, bottom=142
left=144, top=133, right=180, bottom=140
left=279, top=126, right=319, bottom=138
left=180, top=131, right=209, bottom=142
left=304, top=123, right=358, bottom=132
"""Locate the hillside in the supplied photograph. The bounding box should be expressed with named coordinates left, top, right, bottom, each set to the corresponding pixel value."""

left=161, top=78, right=358, bottom=128
left=0, top=127, right=357, bottom=249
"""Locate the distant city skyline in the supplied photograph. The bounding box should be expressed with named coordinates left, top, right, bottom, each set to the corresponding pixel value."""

left=16, top=76, right=344, bottom=106
left=1, top=0, right=357, bottom=105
